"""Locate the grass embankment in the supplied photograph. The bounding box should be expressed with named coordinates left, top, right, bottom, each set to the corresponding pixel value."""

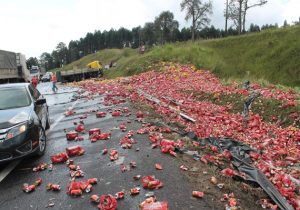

left=61, top=25, right=300, bottom=87
left=59, top=26, right=300, bottom=126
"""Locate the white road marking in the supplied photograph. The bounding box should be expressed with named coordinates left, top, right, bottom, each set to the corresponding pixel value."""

left=0, top=159, right=22, bottom=182
left=49, top=100, right=79, bottom=131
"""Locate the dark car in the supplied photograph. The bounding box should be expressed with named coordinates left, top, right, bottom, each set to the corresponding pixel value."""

left=0, top=83, right=50, bottom=163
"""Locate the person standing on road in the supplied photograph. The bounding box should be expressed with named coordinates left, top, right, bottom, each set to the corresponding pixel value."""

left=31, top=76, right=38, bottom=89
left=51, top=72, right=58, bottom=93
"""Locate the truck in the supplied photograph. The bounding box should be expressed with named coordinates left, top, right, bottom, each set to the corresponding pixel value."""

left=29, top=65, right=40, bottom=80
left=58, top=60, right=103, bottom=82
left=0, top=49, right=30, bottom=83
left=87, top=60, right=103, bottom=77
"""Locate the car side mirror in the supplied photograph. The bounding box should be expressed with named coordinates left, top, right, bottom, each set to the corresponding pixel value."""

left=36, top=98, right=46, bottom=105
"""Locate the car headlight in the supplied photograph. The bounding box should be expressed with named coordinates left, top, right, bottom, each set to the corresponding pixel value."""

left=5, top=122, right=28, bottom=140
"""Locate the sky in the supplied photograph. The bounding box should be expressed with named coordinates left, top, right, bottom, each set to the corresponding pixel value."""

left=0, top=0, right=299, bottom=58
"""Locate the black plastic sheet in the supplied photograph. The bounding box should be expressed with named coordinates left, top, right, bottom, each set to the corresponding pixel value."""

left=186, top=132, right=294, bottom=210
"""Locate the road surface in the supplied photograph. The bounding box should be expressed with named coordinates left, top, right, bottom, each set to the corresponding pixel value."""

left=0, top=82, right=211, bottom=210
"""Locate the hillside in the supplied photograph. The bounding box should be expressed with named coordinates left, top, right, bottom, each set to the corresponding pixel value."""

left=60, top=25, right=300, bottom=87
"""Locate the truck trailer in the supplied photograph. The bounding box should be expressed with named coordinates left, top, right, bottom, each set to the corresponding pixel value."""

left=0, top=49, right=30, bottom=83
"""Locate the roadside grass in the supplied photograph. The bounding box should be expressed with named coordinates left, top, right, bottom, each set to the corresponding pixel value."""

left=181, top=89, right=300, bottom=128
left=58, top=25, right=300, bottom=87
left=201, top=26, right=300, bottom=87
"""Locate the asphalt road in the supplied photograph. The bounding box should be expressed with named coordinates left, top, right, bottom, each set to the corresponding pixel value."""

left=0, top=82, right=211, bottom=210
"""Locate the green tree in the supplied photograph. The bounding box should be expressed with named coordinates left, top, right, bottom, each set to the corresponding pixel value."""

left=39, top=52, right=53, bottom=71
left=154, top=11, right=179, bottom=44
left=68, top=40, right=79, bottom=63
left=181, top=27, right=192, bottom=41
left=131, top=26, right=142, bottom=48
left=55, top=42, right=68, bottom=67
left=141, top=22, right=156, bottom=46
left=180, top=0, right=212, bottom=41
left=228, top=0, right=267, bottom=34
left=26, top=57, right=39, bottom=69
left=249, top=23, right=260, bottom=32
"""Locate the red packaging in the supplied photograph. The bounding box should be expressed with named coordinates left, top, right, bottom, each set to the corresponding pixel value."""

left=141, top=176, right=163, bottom=189
left=210, top=145, right=218, bottom=153
left=109, top=149, right=118, bottom=161
left=142, top=201, right=169, bottom=210
left=169, top=150, right=177, bottom=157
left=221, top=168, right=234, bottom=177
left=90, top=194, right=100, bottom=203
left=33, top=162, right=48, bottom=172
left=75, top=124, right=85, bottom=133
left=102, top=148, right=108, bottom=155
left=112, top=111, right=121, bottom=117
left=98, top=195, right=118, bottom=210
left=136, top=111, right=144, bottom=118
left=89, top=128, right=101, bottom=136
left=98, top=133, right=111, bottom=140
left=192, top=191, right=204, bottom=198
left=130, top=187, right=140, bottom=195
left=159, top=127, right=172, bottom=133
left=66, top=145, right=85, bottom=156
left=180, top=165, right=188, bottom=171
left=75, top=136, right=84, bottom=141
left=88, top=178, right=98, bottom=185
left=69, top=164, right=77, bottom=170
left=96, top=112, right=106, bottom=118
left=35, top=178, right=42, bottom=186
left=120, top=164, right=127, bottom=172
left=229, top=197, right=237, bottom=207
left=90, top=134, right=98, bottom=142
left=119, top=124, right=127, bottom=132
left=65, top=110, right=75, bottom=116
left=160, top=139, right=175, bottom=154
left=70, top=189, right=82, bottom=196
left=249, top=151, right=260, bottom=160
left=66, top=131, right=79, bottom=141
left=70, top=169, right=84, bottom=178
left=47, top=183, right=61, bottom=191
left=222, top=149, right=232, bottom=160
left=210, top=176, right=218, bottom=185
left=115, top=191, right=125, bottom=199
left=155, top=163, right=163, bottom=170
left=51, top=152, right=69, bottom=164
left=67, top=181, right=81, bottom=194
left=22, top=184, right=35, bottom=193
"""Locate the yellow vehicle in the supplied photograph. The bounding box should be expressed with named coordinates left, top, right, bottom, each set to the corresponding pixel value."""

left=87, top=61, right=103, bottom=77
left=87, top=61, right=102, bottom=69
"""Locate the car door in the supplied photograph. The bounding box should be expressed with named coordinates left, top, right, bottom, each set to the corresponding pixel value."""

left=28, top=85, right=47, bottom=129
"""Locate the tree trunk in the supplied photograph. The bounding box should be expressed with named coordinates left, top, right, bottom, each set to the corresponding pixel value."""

left=242, top=0, right=247, bottom=32
left=238, top=0, right=242, bottom=34
left=243, top=10, right=246, bottom=32
left=225, top=0, right=229, bottom=34
left=192, top=14, right=195, bottom=41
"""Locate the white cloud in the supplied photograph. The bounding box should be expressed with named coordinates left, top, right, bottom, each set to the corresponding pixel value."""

left=0, top=0, right=298, bottom=58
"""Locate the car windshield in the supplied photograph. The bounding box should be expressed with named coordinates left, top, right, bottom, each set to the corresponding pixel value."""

left=0, top=87, right=31, bottom=110
left=30, top=69, right=38, bottom=74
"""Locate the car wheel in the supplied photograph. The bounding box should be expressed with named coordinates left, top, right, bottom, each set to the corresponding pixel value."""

left=35, top=126, right=46, bottom=156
